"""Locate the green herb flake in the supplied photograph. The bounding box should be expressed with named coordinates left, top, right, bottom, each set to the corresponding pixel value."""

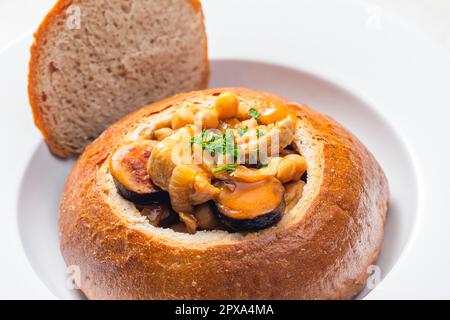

left=237, top=126, right=249, bottom=136
left=223, top=131, right=235, bottom=155
left=213, top=163, right=238, bottom=174
left=256, top=128, right=265, bottom=138
left=191, top=130, right=223, bottom=154
left=191, top=134, right=203, bottom=147
left=191, top=129, right=240, bottom=161
left=248, top=108, right=261, bottom=121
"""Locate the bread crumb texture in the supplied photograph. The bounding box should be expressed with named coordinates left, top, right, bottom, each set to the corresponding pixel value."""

left=29, top=0, right=208, bottom=157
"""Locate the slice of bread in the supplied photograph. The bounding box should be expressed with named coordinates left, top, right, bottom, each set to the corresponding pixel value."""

left=29, top=0, right=209, bottom=157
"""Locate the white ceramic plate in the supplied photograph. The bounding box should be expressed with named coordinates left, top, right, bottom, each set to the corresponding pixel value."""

left=1, top=0, right=450, bottom=299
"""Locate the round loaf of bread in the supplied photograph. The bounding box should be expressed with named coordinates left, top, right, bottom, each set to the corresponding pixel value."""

left=59, top=88, right=389, bottom=299
left=29, top=0, right=208, bottom=158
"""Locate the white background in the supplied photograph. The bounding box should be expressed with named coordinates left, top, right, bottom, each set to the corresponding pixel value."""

left=2, top=1, right=450, bottom=52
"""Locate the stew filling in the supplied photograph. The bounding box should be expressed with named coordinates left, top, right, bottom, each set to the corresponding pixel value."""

left=109, top=92, right=307, bottom=233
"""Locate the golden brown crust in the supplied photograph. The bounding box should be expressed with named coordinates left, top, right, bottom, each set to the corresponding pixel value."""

left=59, top=88, right=388, bottom=299
left=28, top=0, right=209, bottom=158
left=28, top=0, right=74, bottom=158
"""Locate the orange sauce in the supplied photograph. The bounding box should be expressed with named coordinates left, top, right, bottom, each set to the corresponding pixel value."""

left=217, top=177, right=284, bottom=220
left=259, top=102, right=297, bottom=125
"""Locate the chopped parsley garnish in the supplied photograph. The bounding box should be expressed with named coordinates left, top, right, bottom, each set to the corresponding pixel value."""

left=191, top=133, right=204, bottom=146
left=191, top=130, right=219, bottom=149
left=256, top=128, right=265, bottom=138
left=191, top=129, right=238, bottom=160
left=213, top=163, right=238, bottom=173
left=249, top=108, right=261, bottom=121
left=237, top=126, right=249, bottom=136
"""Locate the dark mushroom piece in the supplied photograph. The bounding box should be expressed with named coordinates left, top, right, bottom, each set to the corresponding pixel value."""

left=110, top=140, right=165, bottom=204
left=139, top=201, right=178, bottom=227
left=213, top=177, right=285, bottom=231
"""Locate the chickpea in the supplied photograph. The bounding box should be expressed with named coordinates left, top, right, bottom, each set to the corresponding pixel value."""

left=154, top=127, right=174, bottom=141
left=195, top=109, right=219, bottom=129
left=214, top=92, right=239, bottom=119
left=286, top=154, right=307, bottom=179
left=277, top=154, right=307, bottom=183
left=154, top=114, right=172, bottom=129
left=171, top=108, right=195, bottom=129
left=276, top=159, right=296, bottom=183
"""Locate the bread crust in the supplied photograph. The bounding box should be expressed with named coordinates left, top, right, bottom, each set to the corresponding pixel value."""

left=28, top=0, right=209, bottom=158
left=59, top=88, right=389, bottom=299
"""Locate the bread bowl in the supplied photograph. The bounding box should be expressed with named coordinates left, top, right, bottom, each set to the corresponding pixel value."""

left=59, top=88, right=389, bottom=299
left=28, top=0, right=209, bottom=158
